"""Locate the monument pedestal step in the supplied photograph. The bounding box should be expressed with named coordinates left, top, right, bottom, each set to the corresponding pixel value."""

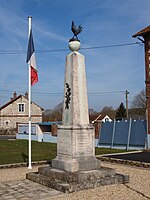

left=26, top=165, right=129, bottom=193
left=52, top=156, right=101, bottom=172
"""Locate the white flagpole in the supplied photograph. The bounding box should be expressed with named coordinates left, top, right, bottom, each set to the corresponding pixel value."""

left=28, top=16, right=32, bottom=169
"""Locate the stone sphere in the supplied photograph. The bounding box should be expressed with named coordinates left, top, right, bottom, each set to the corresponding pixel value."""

left=69, top=40, right=80, bottom=52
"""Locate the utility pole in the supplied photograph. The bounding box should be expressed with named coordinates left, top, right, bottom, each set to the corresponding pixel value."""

left=125, top=90, right=129, bottom=118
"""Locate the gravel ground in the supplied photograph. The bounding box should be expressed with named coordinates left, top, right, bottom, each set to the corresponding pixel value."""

left=0, top=162, right=150, bottom=200
left=0, top=165, right=40, bottom=182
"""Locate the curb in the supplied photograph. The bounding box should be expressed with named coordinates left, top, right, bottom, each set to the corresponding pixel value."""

left=97, top=156, right=150, bottom=168
left=0, top=160, right=49, bottom=169
left=1, top=156, right=150, bottom=169
left=95, top=150, right=142, bottom=157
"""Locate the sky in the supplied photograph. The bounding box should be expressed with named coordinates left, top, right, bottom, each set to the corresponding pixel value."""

left=0, top=0, right=149, bottom=111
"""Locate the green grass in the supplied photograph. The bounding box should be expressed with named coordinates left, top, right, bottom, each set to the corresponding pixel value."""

left=0, top=140, right=56, bottom=165
left=95, top=147, right=130, bottom=155
left=0, top=140, right=131, bottom=165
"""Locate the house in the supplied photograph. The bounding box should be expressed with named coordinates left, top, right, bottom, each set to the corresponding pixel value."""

left=0, top=92, right=43, bottom=131
left=92, top=114, right=112, bottom=123
left=91, top=114, right=112, bottom=138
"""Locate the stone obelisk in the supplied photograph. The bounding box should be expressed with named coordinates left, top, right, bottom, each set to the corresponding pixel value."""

left=52, top=40, right=100, bottom=172
left=27, top=22, right=129, bottom=192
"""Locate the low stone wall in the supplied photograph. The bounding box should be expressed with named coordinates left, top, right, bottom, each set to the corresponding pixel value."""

left=1, top=156, right=150, bottom=170
left=97, top=156, right=150, bottom=168
left=0, top=128, right=17, bottom=135
left=0, top=161, right=48, bottom=169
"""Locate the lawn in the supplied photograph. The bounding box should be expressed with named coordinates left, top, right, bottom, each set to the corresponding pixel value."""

left=0, top=140, right=130, bottom=165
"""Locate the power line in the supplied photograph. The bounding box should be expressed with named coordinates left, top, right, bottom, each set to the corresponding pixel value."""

left=80, top=42, right=142, bottom=50
left=88, top=91, right=125, bottom=94
left=0, top=50, right=26, bottom=55
left=0, top=89, right=125, bottom=96
left=0, top=42, right=143, bottom=55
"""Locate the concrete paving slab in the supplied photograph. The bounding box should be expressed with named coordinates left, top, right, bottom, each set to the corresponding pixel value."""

left=0, top=179, right=63, bottom=200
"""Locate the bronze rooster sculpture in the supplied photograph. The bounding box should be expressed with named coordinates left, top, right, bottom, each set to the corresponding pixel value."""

left=71, top=21, right=83, bottom=41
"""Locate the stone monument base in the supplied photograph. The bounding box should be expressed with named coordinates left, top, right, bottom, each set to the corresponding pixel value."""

left=52, top=125, right=97, bottom=172
left=26, top=165, right=129, bottom=193
left=52, top=156, right=100, bottom=173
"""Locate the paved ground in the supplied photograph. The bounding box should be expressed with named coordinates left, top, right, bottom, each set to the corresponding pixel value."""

left=104, top=151, right=150, bottom=163
left=0, top=179, right=63, bottom=200
left=0, top=165, right=64, bottom=200
left=0, top=161, right=150, bottom=200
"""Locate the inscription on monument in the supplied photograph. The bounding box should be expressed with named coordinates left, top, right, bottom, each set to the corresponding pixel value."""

left=76, top=131, right=93, bottom=155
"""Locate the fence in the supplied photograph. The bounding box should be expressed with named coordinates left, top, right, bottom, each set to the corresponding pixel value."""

left=98, top=119, right=147, bottom=150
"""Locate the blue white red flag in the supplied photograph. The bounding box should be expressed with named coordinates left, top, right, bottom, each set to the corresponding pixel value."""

left=26, top=29, right=38, bottom=86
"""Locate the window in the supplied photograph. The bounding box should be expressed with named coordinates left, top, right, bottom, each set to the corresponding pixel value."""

left=18, top=103, right=25, bottom=112
left=105, top=118, right=109, bottom=122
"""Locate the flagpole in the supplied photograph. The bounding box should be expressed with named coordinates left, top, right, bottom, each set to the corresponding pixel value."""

left=28, top=16, right=32, bottom=169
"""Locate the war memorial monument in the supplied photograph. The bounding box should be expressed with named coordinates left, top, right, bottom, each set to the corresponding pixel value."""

left=27, top=21, right=129, bottom=193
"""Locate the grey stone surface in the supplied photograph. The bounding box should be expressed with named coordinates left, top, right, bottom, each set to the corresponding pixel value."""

left=26, top=41, right=129, bottom=193
left=38, top=166, right=116, bottom=182
left=62, top=51, right=89, bottom=126
left=26, top=165, right=129, bottom=193
left=68, top=40, right=80, bottom=52
left=52, top=152, right=100, bottom=172
left=0, top=179, right=62, bottom=200
left=52, top=48, right=97, bottom=173
left=0, top=162, right=149, bottom=200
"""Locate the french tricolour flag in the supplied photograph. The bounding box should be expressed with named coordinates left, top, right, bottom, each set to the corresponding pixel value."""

left=26, top=29, right=38, bottom=86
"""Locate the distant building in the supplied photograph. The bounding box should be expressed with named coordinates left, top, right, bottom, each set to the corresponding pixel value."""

left=91, top=114, right=112, bottom=138
left=0, top=92, right=43, bottom=131
left=17, top=122, right=58, bottom=142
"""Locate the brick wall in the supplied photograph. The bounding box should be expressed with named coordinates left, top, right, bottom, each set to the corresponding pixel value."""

left=145, top=36, right=150, bottom=134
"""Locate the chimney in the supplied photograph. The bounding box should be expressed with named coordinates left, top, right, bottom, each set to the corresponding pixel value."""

left=13, top=91, right=17, bottom=99
left=25, top=92, right=28, bottom=99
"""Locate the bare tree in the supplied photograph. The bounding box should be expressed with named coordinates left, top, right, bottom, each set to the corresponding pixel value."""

left=52, top=102, right=63, bottom=121
left=42, top=109, right=53, bottom=122
left=131, top=89, right=146, bottom=109
left=42, top=102, right=63, bottom=122
left=89, top=109, right=99, bottom=122
left=100, top=106, right=116, bottom=119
